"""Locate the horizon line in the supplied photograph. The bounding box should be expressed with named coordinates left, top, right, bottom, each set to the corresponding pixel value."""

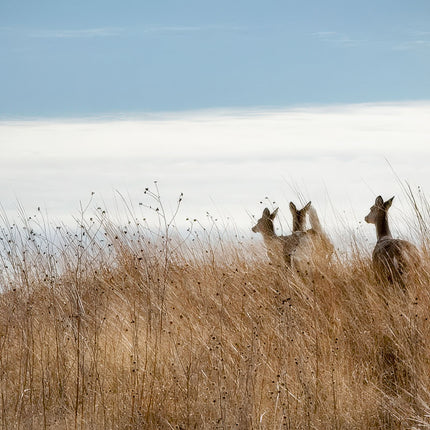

left=1, top=99, right=430, bottom=123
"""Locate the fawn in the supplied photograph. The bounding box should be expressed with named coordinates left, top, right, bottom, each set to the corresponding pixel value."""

left=290, top=201, right=334, bottom=267
left=365, top=195, right=420, bottom=289
left=252, top=202, right=333, bottom=270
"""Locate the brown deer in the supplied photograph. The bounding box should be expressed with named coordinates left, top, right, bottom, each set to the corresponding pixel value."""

left=252, top=202, right=333, bottom=270
left=252, top=207, right=305, bottom=267
left=289, top=201, right=312, bottom=232
left=365, top=195, right=420, bottom=289
left=290, top=202, right=334, bottom=267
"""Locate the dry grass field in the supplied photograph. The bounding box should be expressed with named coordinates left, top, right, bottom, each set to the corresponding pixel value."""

left=1, top=188, right=430, bottom=429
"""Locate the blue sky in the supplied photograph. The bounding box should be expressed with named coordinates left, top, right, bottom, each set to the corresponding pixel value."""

left=1, top=0, right=430, bottom=117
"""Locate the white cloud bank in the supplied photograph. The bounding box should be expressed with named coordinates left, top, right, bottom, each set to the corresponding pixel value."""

left=1, top=102, right=430, bottom=242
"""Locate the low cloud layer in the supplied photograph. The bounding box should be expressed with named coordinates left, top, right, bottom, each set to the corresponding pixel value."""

left=1, top=102, right=429, bottom=241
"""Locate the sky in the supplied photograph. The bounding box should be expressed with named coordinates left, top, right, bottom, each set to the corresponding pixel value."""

left=1, top=1, right=429, bottom=116
left=0, top=1, right=430, bottom=244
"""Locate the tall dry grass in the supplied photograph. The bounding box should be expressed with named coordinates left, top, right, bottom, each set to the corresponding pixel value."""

left=1, top=187, right=430, bottom=429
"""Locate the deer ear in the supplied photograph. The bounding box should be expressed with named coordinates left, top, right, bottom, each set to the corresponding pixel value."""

left=303, top=201, right=312, bottom=211
left=375, top=196, right=384, bottom=207
left=289, top=202, right=297, bottom=213
left=384, top=196, right=394, bottom=209
left=262, top=208, right=271, bottom=218
left=270, top=207, right=279, bottom=220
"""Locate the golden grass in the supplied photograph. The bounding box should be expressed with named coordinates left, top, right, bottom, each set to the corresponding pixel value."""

left=1, top=191, right=430, bottom=429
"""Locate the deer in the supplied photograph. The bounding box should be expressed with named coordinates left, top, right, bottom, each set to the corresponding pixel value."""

left=252, top=202, right=333, bottom=271
left=290, top=201, right=334, bottom=267
left=365, top=195, right=420, bottom=289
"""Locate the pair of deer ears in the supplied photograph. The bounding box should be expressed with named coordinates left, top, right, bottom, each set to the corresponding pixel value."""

left=375, top=195, right=394, bottom=209
left=263, top=202, right=312, bottom=219
left=262, top=207, right=278, bottom=219
left=289, top=201, right=311, bottom=212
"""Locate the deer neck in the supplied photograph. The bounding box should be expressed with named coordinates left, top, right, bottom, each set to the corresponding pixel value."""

left=260, top=223, right=277, bottom=241
left=376, top=212, right=392, bottom=241
left=292, top=220, right=305, bottom=232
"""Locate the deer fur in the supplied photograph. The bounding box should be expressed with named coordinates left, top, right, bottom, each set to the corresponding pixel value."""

left=251, top=207, right=305, bottom=267
left=252, top=202, right=333, bottom=271
left=291, top=202, right=334, bottom=258
left=365, top=195, right=420, bottom=289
